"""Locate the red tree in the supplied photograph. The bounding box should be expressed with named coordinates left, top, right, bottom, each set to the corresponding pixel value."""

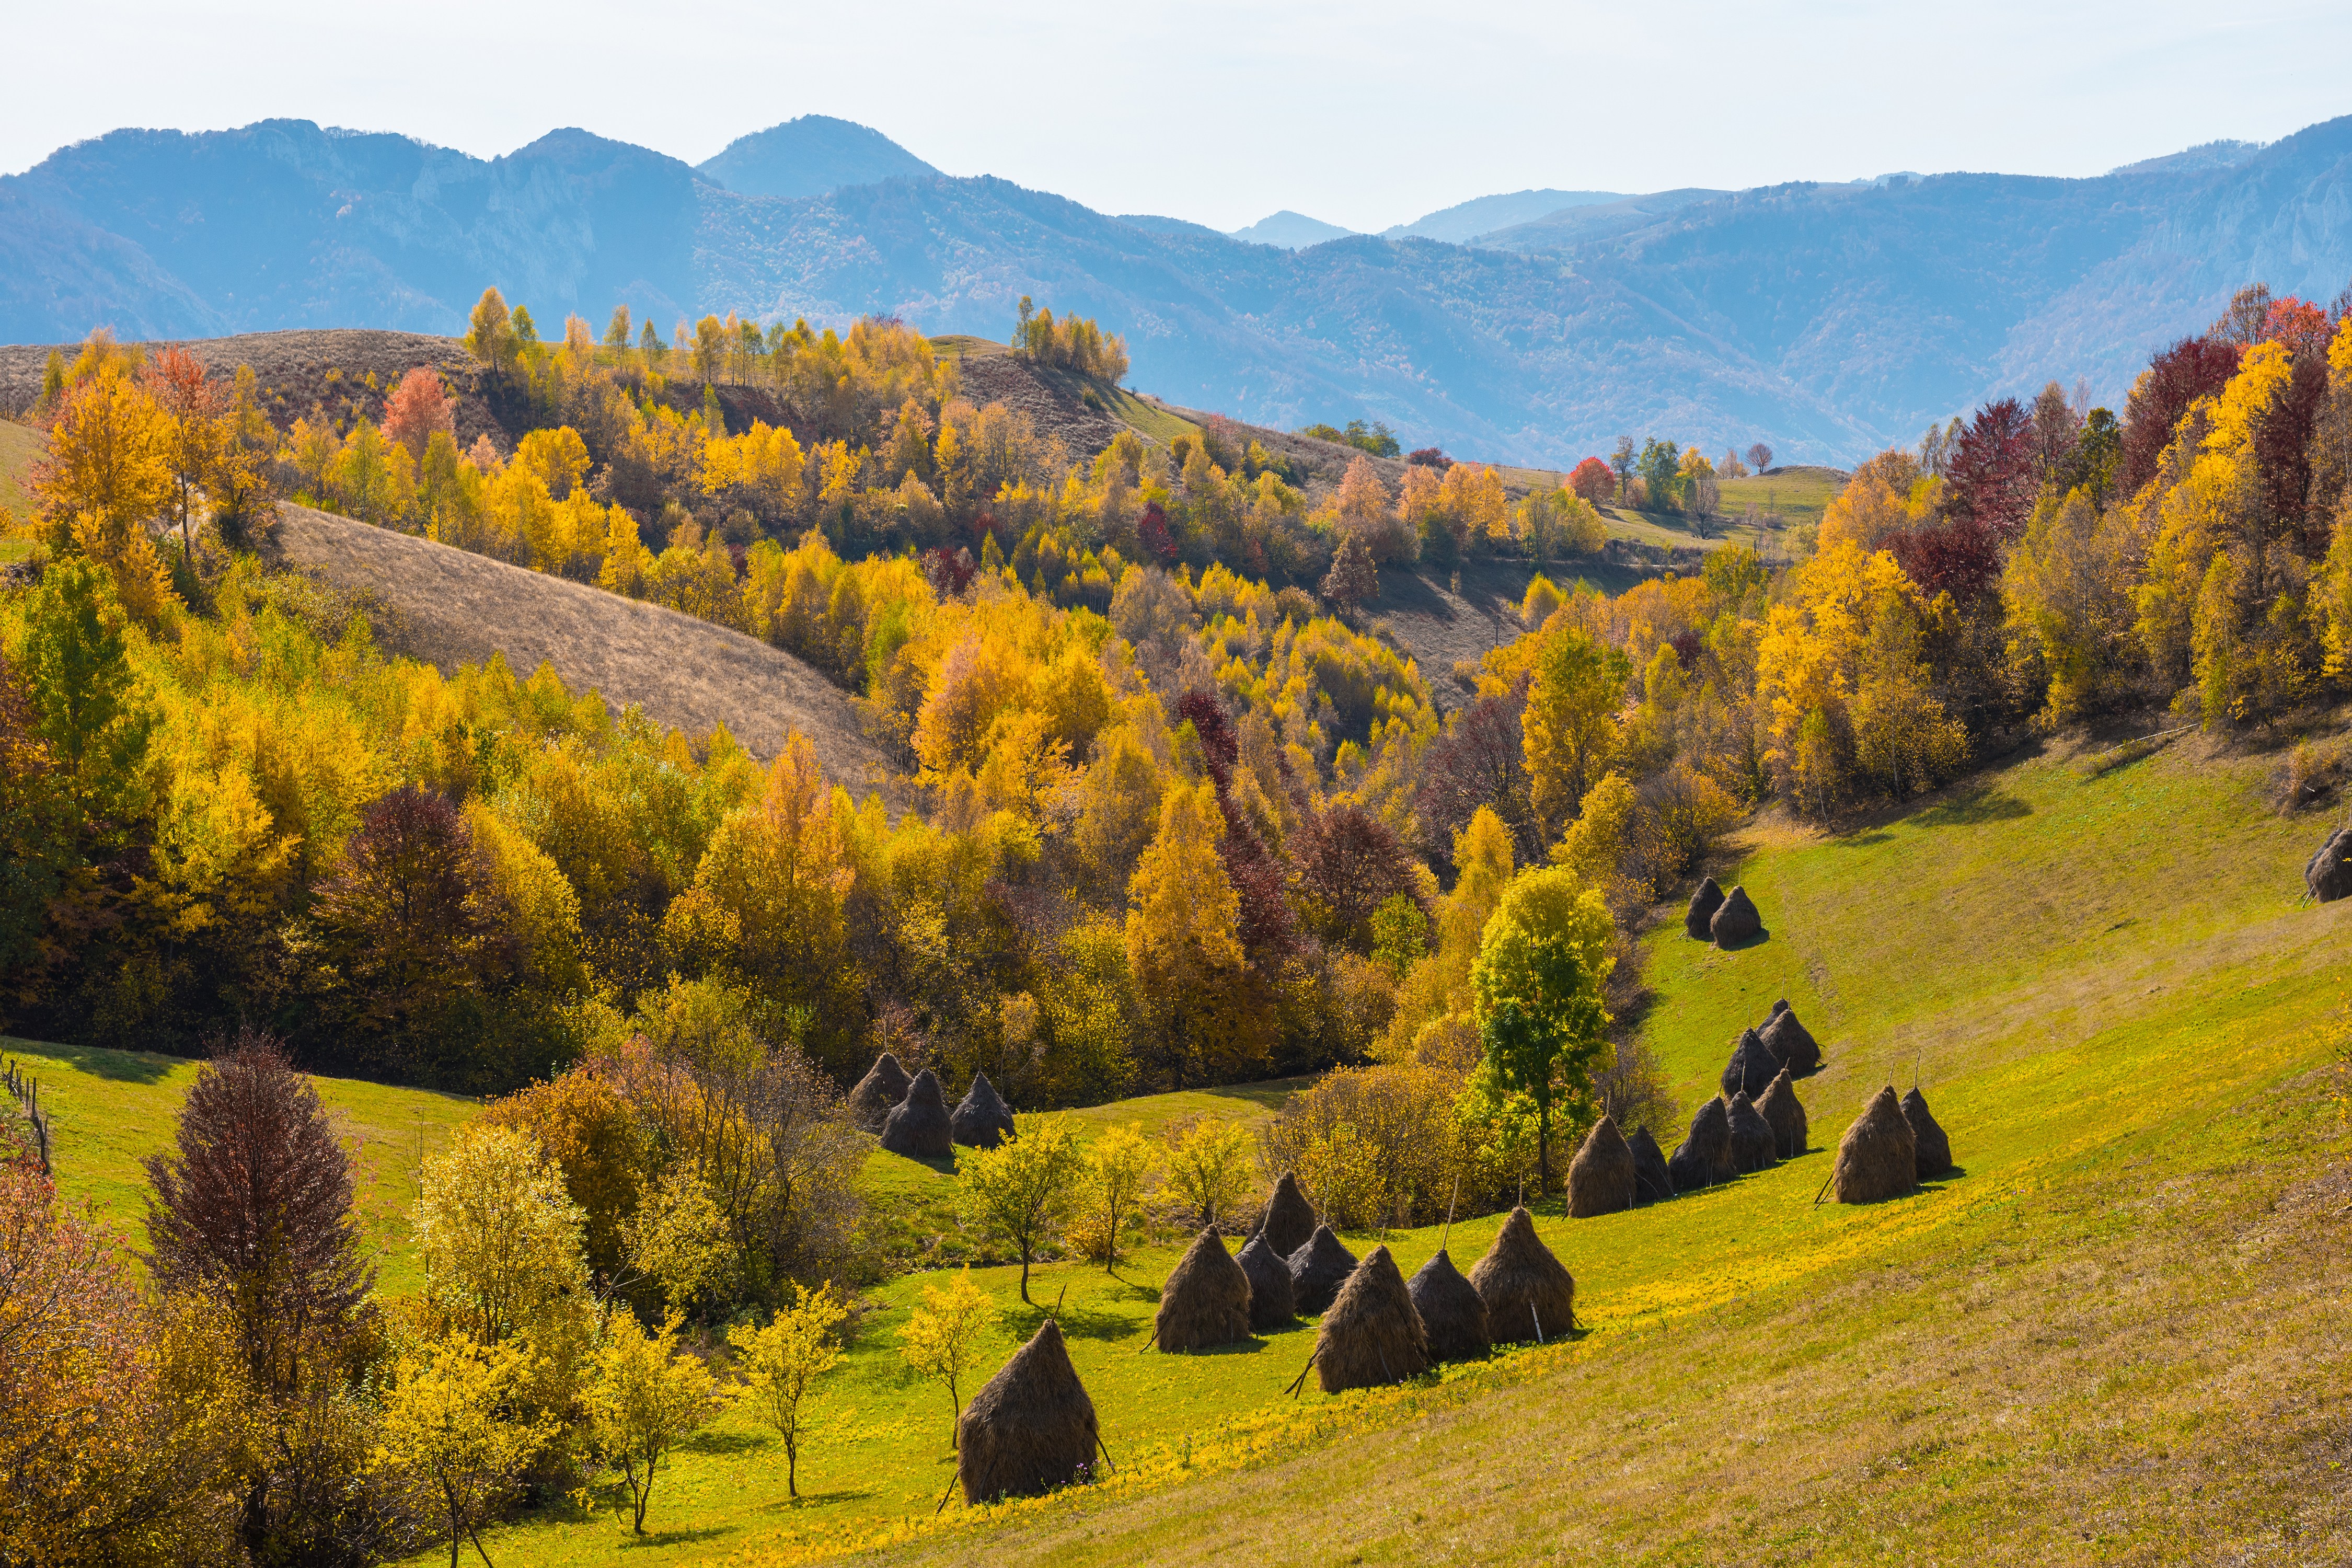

left=143, top=1029, right=374, bottom=1556
left=1288, top=803, right=1424, bottom=952
left=1175, top=688, right=1298, bottom=963
left=2119, top=337, right=2242, bottom=495
left=1895, top=398, right=2033, bottom=600
left=2261, top=296, right=2333, bottom=359
left=380, top=366, right=455, bottom=457
left=1567, top=456, right=1616, bottom=504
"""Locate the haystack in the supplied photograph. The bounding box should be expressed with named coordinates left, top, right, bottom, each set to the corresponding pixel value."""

left=1468, top=1207, right=1575, bottom=1344
left=1720, top=1028, right=1780, bottom=1099
left=950, top=1071, right=1017, bottom=1149
left=1628, top=1125, right=1675, bottom=1203
left=2309, top=826, right=2352, bottom=903
left=1757, top=1068, right=1808, bottom=1160
left=1901, top=1088, right=1954, bottom=1179
left=1725, top=1091, right=1777, bottom=1174
left=1759, top=1007, right=1821, bottom=1075
left=1770, top=998, right=1789, bottom=1017
left=1287, top=1225, right=1358, bottom=1316
left=1832, top=1087, right=1918, bottom=1204
left=1256, top=1172, right=1318, bottom=1260
left=1313, top=1244, right=1428, bottom=1393
left=847, top=1051, right=911, bottom=1133
left=1154, top=1229, right=1253, bottom=1352
left=1566, top=1114, right=1635, bottom=1217
left=1685, top=875, right=1725, bottom=938
left=1710, top=884, right=1763, bottom=947
left=1406, top=1249, right=1489, bottom=1363
left=879, top=1068, right=952, bottom=1159
left=1667, top=1097, right=1733, bottom=1192
left=956, top=1319, right=1099, bottom=1503
left=1236, top=1232, right=1296, bottom=1331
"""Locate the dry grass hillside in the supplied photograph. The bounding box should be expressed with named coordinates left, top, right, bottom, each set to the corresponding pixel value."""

left=266, top=502, right=905, bottom=805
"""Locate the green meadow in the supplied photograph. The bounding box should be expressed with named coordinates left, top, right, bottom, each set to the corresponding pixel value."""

left=8, top=724, right=2347, bottom=1564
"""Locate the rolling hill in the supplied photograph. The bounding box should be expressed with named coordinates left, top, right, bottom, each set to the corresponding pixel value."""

left=266, top=502, right=906, bottom=805
left=8, top=116, right=2352, bottom=465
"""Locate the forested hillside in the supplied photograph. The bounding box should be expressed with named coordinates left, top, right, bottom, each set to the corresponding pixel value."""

left=9, top=115, right=2352, bottom=462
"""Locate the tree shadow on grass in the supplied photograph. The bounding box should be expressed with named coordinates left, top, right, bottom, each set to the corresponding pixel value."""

left=1915, top=786, right=2031, bottom=829
left=768, top=1487, right=874, bottom=1510
left=620, top=1527, right=728, bottom=1550
left=681, top=1428, right=768, bottom=1457
left=3, top=1039, right=178, bottom=1085
left=1003, top=1299, right=1133, bottom=1341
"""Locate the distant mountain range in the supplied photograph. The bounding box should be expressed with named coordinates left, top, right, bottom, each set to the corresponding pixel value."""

left=6, top=114, right=2351, bottom=466
left=1225, top=211, right=1357, bottom=249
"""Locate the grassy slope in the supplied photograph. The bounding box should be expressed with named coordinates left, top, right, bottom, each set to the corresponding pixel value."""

left=759, top=735, right=2344, bottom=1566
left=0, top=1039, right=478, bottom=1296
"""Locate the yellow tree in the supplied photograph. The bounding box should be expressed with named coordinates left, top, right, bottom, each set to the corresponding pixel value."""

left=897, top=1267, right=994, bottom=1449
left=374, top=1336, right=558, bottom=1568
left=465, top=288, right=519, bottom=377
left=412, top=1123, right=598, bottom=1413
left=1523, top=625, right=1630, bottom=833
left=1125, top=781, right=1262, bottom=1083
left=1075, top=1121, right=1154, bottom=1270
left=586, top=1311, right=720, bottom=1535
left=727, top=1282, right=850, bottom=1497
left=668, top=731, right=852, bottom=1012
left=1157, top=1114, right=1255, bottom=1229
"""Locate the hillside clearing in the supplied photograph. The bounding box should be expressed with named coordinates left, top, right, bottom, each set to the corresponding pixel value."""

left=379, top=727, right=2351, bottom=1567
left=264, top=502, right=907, bottom=806
left=0, top=1037, right=476, bottom=1298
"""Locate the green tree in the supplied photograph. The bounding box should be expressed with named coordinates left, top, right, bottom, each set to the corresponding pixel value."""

left=727, top=1282, right=849, bottom=1497
left=586, top=1311, right=719, bottom=1535
left=604, top=305, right=633, bottom=351
left=1471, top=867, right=1616, bottom=1193
left=1636, top=438, right=1682, bottom=512
left=956, top=1115, right=1082, bottom=1303
left=16, top=556, right=149, bottom=809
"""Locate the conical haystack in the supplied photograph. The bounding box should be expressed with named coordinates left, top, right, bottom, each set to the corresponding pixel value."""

left=1710, top=884, right=1764, bottom=947
left=956, top=1319, right=1099, bottom=1502
left=1313, top=1244, right=1428, bottom=1392
left=1725, top=1091, right=1777, bottom=1174
left=1566, top=1114, right=1635, bottom=1217
left=950, top=1071, right=1017, bottom=1149
left=1236, top=1231, right=1295, bottom=1331
left=847, top=1051, right=911, bottom=1133
left=1668, top=1097, right=1734, bottom=1192
left=1901, top=1088, right=1953, bottom=1179
left=1833, top=1087, right=1918, bottom=1204
left=1757, top=1068, right=1808, bottom=1160
left=1286, top=1224, right=1358, bottom=1316
left=1468, top=1207, right=1575, bottom=1344
left=1759, top=1008, right=1821, bottom=1075
left=1685, top=875, right=1725, bottom=938
left=1720, top=1028, right=1780, bottom=1099
left=2308, top=826, right=2352, bottom=902
left=880, top=1068, right=952, bottom=1159
left=1154, top=1228, right=1253, bottom=1351
left=1628, top=1125, right=1675, bottom=1203
left=1256, top=1172, right=1317, bottom=1260
left=1407, top=1249, right=1489, bottom=1363
left=1770, top=998, right=1790, bottom=1018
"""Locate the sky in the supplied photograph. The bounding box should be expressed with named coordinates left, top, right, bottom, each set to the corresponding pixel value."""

left=13, top=1, right=2352, bottom=233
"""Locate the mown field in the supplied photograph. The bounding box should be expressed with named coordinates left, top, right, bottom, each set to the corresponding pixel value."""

left=8, top=724, right=2347, bottom=1566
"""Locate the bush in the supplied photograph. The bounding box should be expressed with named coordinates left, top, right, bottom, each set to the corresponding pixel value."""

left=1258, top=1065, right=1469, bottom=1229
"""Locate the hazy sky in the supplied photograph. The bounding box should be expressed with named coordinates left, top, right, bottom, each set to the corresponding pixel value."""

left=13, top=1, right=2351, bottom=232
